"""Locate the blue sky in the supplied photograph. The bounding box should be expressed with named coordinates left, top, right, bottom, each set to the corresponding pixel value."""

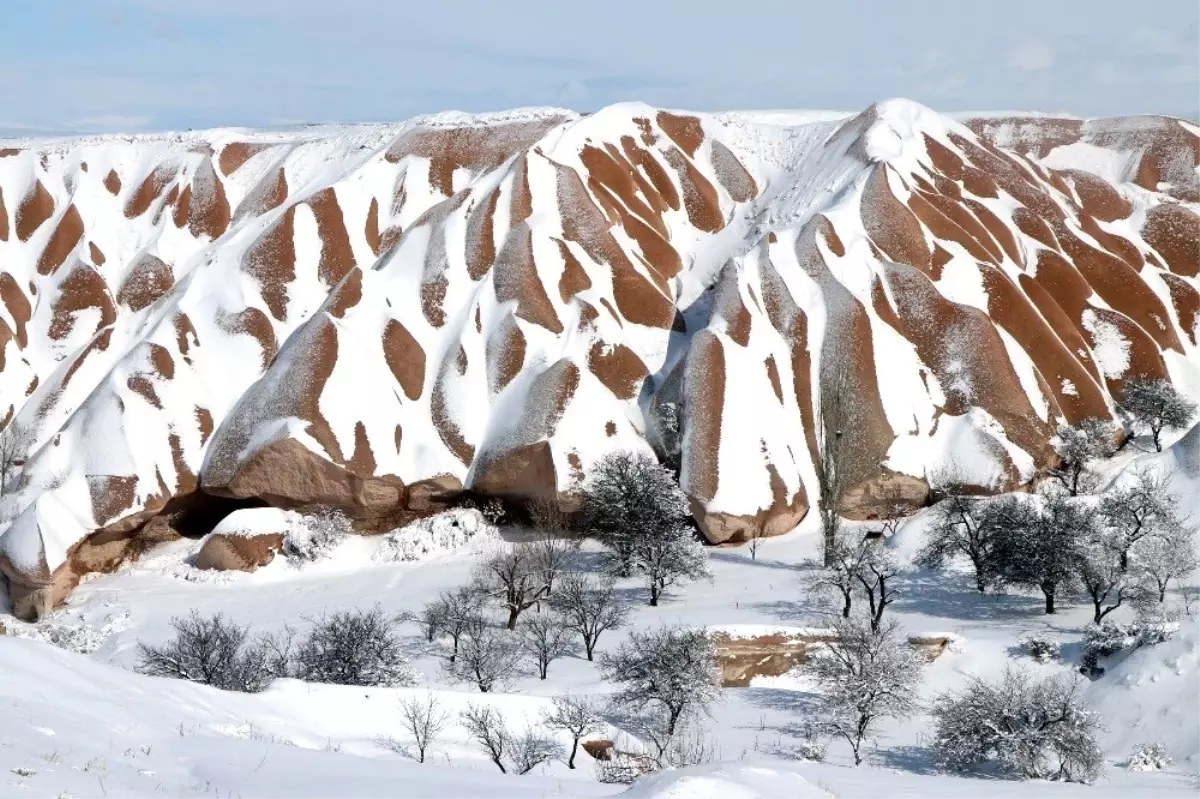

left=3, top=0, right=1197, bottom=132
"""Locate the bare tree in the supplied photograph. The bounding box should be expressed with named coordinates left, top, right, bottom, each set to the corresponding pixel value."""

left=0, top=421, right=32, bottom=497
left=623, top=521, right=710, bottom=607
left=460, top=704, right=562, bottom=775
left=854, top=542, right=906, bottom=632
left=542, top=694, right=603, bottom=769
left=916, top=494, right=1008, bottom=593
left=817, top=375, right=849, bottom=568
left=807, top=531, right=868, bottom=619
left=809, top=616, right=923, bottom=766
left=435, top=585, right=486, bottom=664
left=550, top=572, right=629, bottom=660
left=1099, top=468, right=1184, bottom=572
left=417, top=597, right=448, bottom=643
left=1134, top=523, right=1199, bottom=603
left=529, top=532, right=578, bottom=597
left=509, top=727, right=564, bottom=775
left=993, top=493, right=1092, bottom=614
left=746, top=528, right=763, bottom=561
left=1121, top=378, right=1196, bottom=452
left=931, top=668, right=1103, bottom=782
left=478, top=544, right=550, bottom=629
left=396, top=692, right=451, bottom=763
left=461, top=704, right=511, bottom=773
left=518, top=611, right=574, bottom=679
left=599, top=625, right=720, bottom=758
left=1048, top=419, right=1117, bottom=496
left=1076, top=534, right=1143, bottom=624
left=445, top=614, right=520, bottom=692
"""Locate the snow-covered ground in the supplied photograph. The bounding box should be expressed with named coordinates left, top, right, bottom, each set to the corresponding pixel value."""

left=1, top=439, right=1197, bottom=798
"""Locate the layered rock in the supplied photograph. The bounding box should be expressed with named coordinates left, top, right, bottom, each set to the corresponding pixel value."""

left=0, top=101, right=1197, bottom=616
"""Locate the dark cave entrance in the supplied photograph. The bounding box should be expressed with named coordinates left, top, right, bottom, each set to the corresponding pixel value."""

left=156, top=490, right=270, bottom=539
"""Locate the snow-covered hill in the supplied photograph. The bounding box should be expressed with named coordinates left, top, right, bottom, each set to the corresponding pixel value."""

left=0, top=100, right=1197, bottom=617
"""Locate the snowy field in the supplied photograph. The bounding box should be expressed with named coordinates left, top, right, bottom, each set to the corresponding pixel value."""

left=1, top=436, right=1197, bottom=798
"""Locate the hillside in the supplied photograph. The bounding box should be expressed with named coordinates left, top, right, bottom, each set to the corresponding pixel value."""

left=0, top=100, right=1197, bottom=617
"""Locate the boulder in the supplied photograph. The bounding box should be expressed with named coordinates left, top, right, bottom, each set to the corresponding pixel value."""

left=195, top=532, right=284, bottom=572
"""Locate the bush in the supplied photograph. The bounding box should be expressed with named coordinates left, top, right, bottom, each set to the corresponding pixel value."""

left=1083, top=621, right=1178, bottom=659
left=1020, top=634, right=1061, bottom=664
left=1127, top=742, right=1173, bottom=772
left=284, top=507, right=349, bottom=562
left=931, top=668, right=1103, bottom=782
left=137, top=611, right=290, bottom=692
left=459, top=704, right=562, bottom=774
left=294, top=606, right=412, bottom=687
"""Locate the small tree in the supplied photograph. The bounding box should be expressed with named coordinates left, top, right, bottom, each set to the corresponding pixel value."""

left=1121, top=378, right=1195, bottom=452
left=478, top=544, right=550, bottom=630
left=417, top=597, right=449, bottom=643
left=930, top=668, right=1103, bottom=782
left=994, top=493, right=1092, bottom=614
left=809, top=616, right=923, bottom=766
left=0, top=421, right=33, bottom=497
left=1076, top=534, right=1143, bottom=624
left=1048, top=419, right=1117, bottom=496
left=550, top=572, right=629, bottom=661
left=461, top=704, right=511, bottom=773
left=436, top=585, right=486, bottom=664
left=747, top=528, right=763, bottom=561
left=807, top=531, right=869, bottom=619
left=622, top=522, right=711, bottom=607
left=542, top=694, right=602, bottom=769
left=580, top=451, right=683, bottom=577
left=446, top=614, right=520, bottom=692
left=1099, top=468, right=1183, bottom=572
left=916, top=494, right=1007, bottom=593
left=396, top=692, right=451, bottom=763
left=817, top=379, right=850, bottom=568
left=854, top=542, right=906, bottom=632
left=509, top=728, right=564, bottom=775
left=294, top=606, right=412, bottom=687
left=518, top=612, right=574, bottom=679
left=1134, top=523, right=1199, bottom=602
left=599, top=625, right=720, bottom=758
left=529, top=533, right=577, bottom=597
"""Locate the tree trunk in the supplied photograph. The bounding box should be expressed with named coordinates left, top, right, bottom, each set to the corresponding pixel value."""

left=842, top=590, right=852, bottom=618
left=567, top=738, right=578, bottom=769
left=506, top=607, right=520, bottom=630
left=1152, top=425, right=1162, bottom=452
left=1043, top=585, right=1056, bottom=614
left=649, top=582, right=659, bottom=607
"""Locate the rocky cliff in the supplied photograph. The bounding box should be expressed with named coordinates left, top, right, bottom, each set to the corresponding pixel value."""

left=0, top=100, right=1196, bottom=617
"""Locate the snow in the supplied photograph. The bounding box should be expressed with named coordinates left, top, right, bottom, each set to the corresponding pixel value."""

left=211, top=507, right=300, bottom=537
left=1081, top=310, right=1132, bottom=379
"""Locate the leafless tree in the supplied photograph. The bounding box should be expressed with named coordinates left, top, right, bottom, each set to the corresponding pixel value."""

left=854, top=542, right=906, bottom=632
left=542, top=694, right=603, bottom=769
left=1048, top=419, right=1117, bottom=496
left=518, top=611, right=574, bottom=679
left=435, top=585, right=486, bottom=664
left=417, top=597, right=448, bottom=643
left=460, top=704, right=512, bottom=773
left=746, top=528, right=763, bottom=561
left=396, top=692, right=451, bottom=763
left=1121, top=378, right=1196, bottom=452
left=509, top=727, right=564, bottom=775
left=445, top=614, right=520, bottom=692
left=599, top=625, right=720, bottom=759
left=817, top=380, right=849, bottom=568
left=916, top=494, right=1009, bottom=593
left=1099, top=468, right=1185, bottom=572
left=550, top=572, right=629, bottom=660
left=809, top=616, right=923, bottom=766
left=1134, top=523, right=1199, bottom=603
left=478, top=544, right=550, bottom=629
left=806, top=531, right=869, bottom=619
left=1076, top=534, right=1145, bottom=624
left=0, top=421, right=33, bottom=497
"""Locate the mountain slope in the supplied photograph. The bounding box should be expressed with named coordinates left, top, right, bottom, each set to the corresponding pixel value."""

left=0, top=100, right=1197, bottom=618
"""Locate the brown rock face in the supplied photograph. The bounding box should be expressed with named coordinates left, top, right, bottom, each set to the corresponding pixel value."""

left=195, top=532, right=285, bottom=572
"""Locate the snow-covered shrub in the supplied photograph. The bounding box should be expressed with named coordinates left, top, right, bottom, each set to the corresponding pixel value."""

left=595, top=752, right=655, bottom=784
left=283, top=506, right=349, bottom=563
left=1127, top=742, right=1173, bottom=772
left=455, top=495, right=506, bottom=525
left=3, top=612, right=128, bottom=654
left=375, top=509, right=496, bottom=563
left=790, top=736, right=828, bottom=763
left=1083, top=621, right=1178, bottom=659
left=294, top=606, right=412, bottom=687
left=137, top=611, right=288, bottom=692
left=931, top=668, right=1103, bottom=782
left=1020, top=634, right=1061, bottom=663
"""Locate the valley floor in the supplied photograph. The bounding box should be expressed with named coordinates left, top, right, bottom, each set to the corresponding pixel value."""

left=1, top=492, right=1197, bottom=798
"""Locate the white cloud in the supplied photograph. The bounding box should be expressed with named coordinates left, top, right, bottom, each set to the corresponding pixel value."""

left=1008, top=41, right=1054, bottom=71
left=70, top=115, right=154, bottom=130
